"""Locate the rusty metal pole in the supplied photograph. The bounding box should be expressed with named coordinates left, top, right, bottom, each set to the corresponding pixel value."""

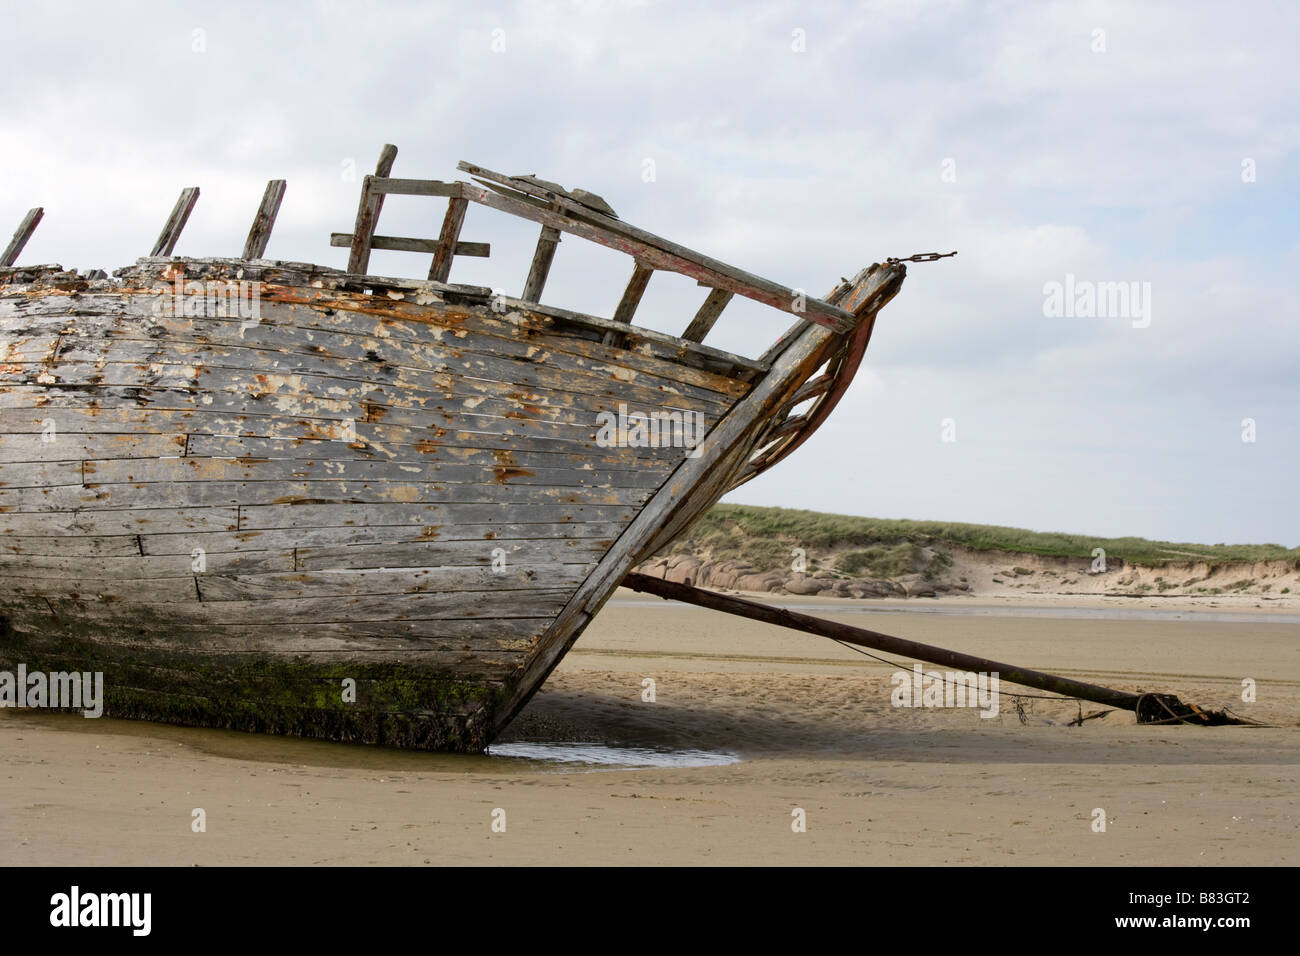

left=622, top=572, right=1143, bottom=711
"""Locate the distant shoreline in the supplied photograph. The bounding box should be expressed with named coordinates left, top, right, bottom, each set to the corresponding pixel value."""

left=611, top=587, right=1300, bottom=622
left=640, top=504, right=1300, bottom=609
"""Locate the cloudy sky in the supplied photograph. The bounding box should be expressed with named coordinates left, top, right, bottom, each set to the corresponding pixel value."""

left=3, top=0, right=1296, bottom=545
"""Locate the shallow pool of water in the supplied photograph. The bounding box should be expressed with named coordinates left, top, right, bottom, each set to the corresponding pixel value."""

left=488, top=740, right=740, bottom=769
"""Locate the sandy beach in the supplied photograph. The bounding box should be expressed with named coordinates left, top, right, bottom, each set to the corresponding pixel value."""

left=2, top=590, right=1296, bottom=866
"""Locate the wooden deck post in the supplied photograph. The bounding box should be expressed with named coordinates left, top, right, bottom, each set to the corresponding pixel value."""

left=521, top=223, right=561, bottom=301
left=1, top=207, right=43, bottom=267
left=602, top=260, right=654, bottom=346
left=346, top=144, right=398, bottom=275
left=242, top=179, right=287, bottom=259
left=150, top=188, right=200, bottom=257
left=428, top=196, right=468, bottom=282
left=682, top=287, right=734, bottom=342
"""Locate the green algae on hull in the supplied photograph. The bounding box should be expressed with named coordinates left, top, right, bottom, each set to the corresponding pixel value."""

left=0, top=621, right=506, bottom=752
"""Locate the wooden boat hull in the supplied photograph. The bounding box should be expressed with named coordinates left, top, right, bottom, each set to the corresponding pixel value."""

left=0, top=259, right=788, bottom=749
left=0, top=153, right=908, bottom=751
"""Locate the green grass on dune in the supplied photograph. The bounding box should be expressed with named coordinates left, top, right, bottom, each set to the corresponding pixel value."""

left=677, top=505, right=1300, bottom=568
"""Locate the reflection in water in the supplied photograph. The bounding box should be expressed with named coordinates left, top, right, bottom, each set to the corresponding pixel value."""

left=489, top=741, right=740, bottom=769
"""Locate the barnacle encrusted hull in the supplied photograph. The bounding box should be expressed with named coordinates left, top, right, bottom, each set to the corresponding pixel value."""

left=0, top=154, right=905, bottom=750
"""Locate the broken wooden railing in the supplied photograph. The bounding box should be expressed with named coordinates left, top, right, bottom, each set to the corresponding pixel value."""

left=622, top=572, right=1243, bottom=726
left=318, top=144, right=864, bottom=353
left=456, top=158, right=858, bottom=334
left=116, top=143, right=873, bottom=363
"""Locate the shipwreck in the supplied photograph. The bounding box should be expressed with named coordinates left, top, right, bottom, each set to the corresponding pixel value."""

left=0, top=146, right=913, bottom=750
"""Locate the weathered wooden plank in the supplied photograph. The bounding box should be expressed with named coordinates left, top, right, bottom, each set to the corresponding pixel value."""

left=5, top=612, right=545, bottom=651
left=1, top=207, right=44, bottom=267
left=367, top=178, right=462, bottom=198
left=0, top=460, right=83, bottom=488
left=0, top=534, right=141, bottom=557
left=294, top=538, right=607, bottom=572
left=682, top=288, right=734, bottom=343
left=0, top=433, right=187, bottom=463
left=238, top=501, right=632, bottom=531
left=13, top=295, right=750, bottom=404
left=13, top=361, right=727, bottom=433
left=429, top=196, right=469, bottom=282
left=458, top=163, right=856, bottom=332
left=329, top=233, right=488, bottom=257
left=0, top=369, right=712, bottom=455
left=0, top=399, right=687, bottom=463
left=246, top=282, right=768, bottom=382
left=0, top=331, right=62, bottom=366
left=3, top=291, right=758, bottom=412
left=150, top=188, right=200, bottom=257
left=0, top=507, right=239, bottom=536
left=521, top=223, right=561, bottom=301
left=40, top=274, right=762, bottom=386
left=30, top=322, right=737, bottom=414
left=346, top=144, right=398, bottom=274
left=0, top=476, right=652, bottom=512
left=196, top=563, right=589, bottom=602
left=0, top=355, right=722, bottom=430
left=113, top=301, right=747, bottom=406
left=47, top=586, right=573, bottom=626
left=0, top=574, right=200, bottom=602
left=140, top=521, right=621, bottom=556
left=241, top=179, right=287, bottom=259
left=145, top=617, right=548, bottom=645
left=83, top=454, right=665, bottom=490
left=0, top=593, right=51, bottom=616
left=2, top=358, right=725, bottom=428
left=185, top=434, right=663, bottom=473
left=0, top=549, right=294, bottom=578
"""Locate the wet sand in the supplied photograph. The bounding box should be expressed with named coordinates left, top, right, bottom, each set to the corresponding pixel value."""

left=2, top=592, right=1297, bottom=865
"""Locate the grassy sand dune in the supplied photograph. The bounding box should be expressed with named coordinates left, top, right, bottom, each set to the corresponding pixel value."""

left=641, top=505, right=1300, bottom=603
